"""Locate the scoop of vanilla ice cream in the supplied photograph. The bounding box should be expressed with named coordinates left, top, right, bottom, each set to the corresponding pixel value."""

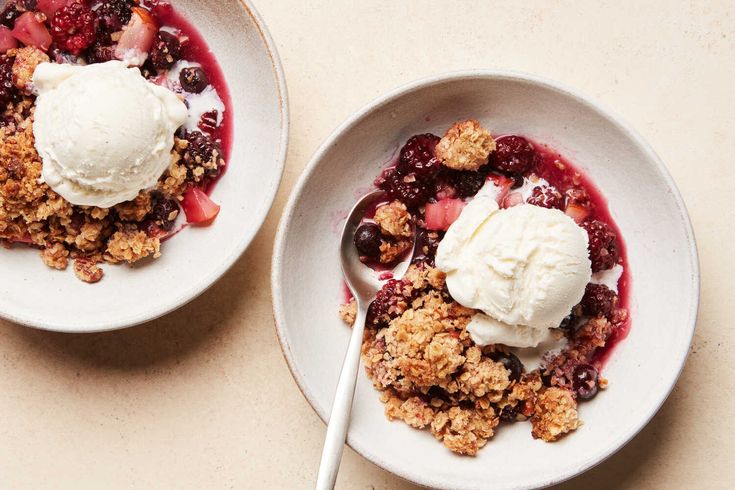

left=32, top=61, right=188, bottom=208
left=436, top=183, right=592, bottom=348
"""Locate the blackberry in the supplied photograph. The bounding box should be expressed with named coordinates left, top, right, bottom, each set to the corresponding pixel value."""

left=179, top=130, right=224, bottom=180
left=490, top=135, right=537, bottom=175
left=95, top=0, right=134, bottom=37
left=581, top=283, right=618, bottom=318
left=367, top=279, right=411, bottom=328
left=0, top=56, right=17, bottom=108
left=453, top=171, right=485, bottom=198
left=581, top=219, right=619, bottom=272
left=378, top=168, right=433, bottom=209
left=149, top=195, right=180, bottom=232
left=396, top=133, right=441, bottom=177
left=149, top=30, right=181, bottom=70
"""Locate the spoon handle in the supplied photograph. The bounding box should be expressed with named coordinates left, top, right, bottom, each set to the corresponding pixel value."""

left=315, top=307, right=367, bottom=490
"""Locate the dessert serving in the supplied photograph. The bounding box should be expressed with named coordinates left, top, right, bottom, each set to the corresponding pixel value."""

left=0, top=0, right=231, bottom=282
left=339, top=119, right=630, bottom=455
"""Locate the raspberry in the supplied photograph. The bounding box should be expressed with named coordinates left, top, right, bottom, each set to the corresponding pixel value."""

left=490, top=135, right=537, bottom=174
left=0, top=56, right=17, bottom=107
left=377, top=168, right=433, bottom=209
left=149, top=30, right=181, bottom=70
left=396, top=133, right=441, bottom=177
left=581, top=283, right=618, bottom=318
left=95, top=0, right=134, bottom=37
left=527, top=185, right=564, bottom=209
left=581, top=219, right=619, bottom=272
left=50, top=1, right=97, bottom=55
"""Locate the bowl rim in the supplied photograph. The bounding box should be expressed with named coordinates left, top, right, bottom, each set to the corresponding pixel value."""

left=1, top=0, right=290, bottom=334
left=272, top=69, right=700, bottom=489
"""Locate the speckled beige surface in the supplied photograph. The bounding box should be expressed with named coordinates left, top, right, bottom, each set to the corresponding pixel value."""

left=0, top=1, right=732, bottom=488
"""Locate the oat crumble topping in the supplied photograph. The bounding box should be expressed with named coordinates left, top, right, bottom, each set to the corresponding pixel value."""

left=342, top=263, right=626, bottom=455
left=435, top=119, right=496, bottom=172
left=0, top=94, right=222, bottom=283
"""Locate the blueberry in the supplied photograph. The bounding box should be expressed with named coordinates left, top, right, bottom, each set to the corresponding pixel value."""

left=572, top=364, right=599, bottom=400
left=180, top=67, right=209, bottom=94
left=510, top=174, right=524, bottom=189
left=491, top=351, right=523, bottom=382
left=499, top=404, right=520, bottom=423
left=354, top=223, right=382, bottom=258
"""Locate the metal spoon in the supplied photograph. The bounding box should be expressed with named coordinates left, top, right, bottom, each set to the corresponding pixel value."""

left=315, top=191, right=414, bottom=490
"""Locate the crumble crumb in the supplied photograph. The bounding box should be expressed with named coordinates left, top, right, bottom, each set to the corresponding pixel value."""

left=430, top=406, right=499, bottom=456
left=374, top=200, right=412, bottom=238
left=531, top=387, right=581, bottom=442
left=104, top=227, right=161, bottom=263
left=435, top=119, right=496, bottom=171
left=157, top=157, right=189, bottom=199
left=115, top=192, right=152, bottom=222
left=385, top=395, right=435, bottom=429
left=458, top=348, right=511, bottom=401
left=338, top=298, right=357, bottom=326
left=10, top=47, right=49, bottom=94
left=379, top=238, right=411, bottom=264
left=40, top=242, right=69, bottom=270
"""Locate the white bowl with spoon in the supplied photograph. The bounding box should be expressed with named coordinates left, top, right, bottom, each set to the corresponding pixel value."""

left=273, top=71, right=698, bottom=489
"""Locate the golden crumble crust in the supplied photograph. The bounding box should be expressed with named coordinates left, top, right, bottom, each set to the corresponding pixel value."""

left=458, top=347, right=511, bottom=401
left=430, top=406, right=499, bottom=456
left=338, top=297, right=357, bottom=326
left=115, top=192, right=152, bottom=222
left=349, top=262, right=628, bottom=454
left=374, top=200, right=412, bottom=238
left=104, top=227, right=161, bottom=264
left=531, top=388, right=581, bottom=442
left=40, top=242, right=69, bottom=270
left=384, top=395, right=435, bottom=429
left=0, top=93, right=226, bottom=282
left=435, top=119, right=496, bottom=171
left=10, top=47, right=49, bottom=94
left=378, top=238, right=411, bottom=264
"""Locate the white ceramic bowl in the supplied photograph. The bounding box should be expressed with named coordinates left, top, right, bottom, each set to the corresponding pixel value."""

left=273, top=71, right=699, bottom=489
left=0, top=0, right=288, bottom=332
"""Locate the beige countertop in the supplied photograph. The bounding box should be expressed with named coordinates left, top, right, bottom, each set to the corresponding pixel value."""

left=1, top=1, right=733, bottom=488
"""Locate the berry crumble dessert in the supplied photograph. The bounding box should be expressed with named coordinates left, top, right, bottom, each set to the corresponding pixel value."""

left=339, top=119, right=630, bottom=455
left=0, top=0, right=232, bottom=282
